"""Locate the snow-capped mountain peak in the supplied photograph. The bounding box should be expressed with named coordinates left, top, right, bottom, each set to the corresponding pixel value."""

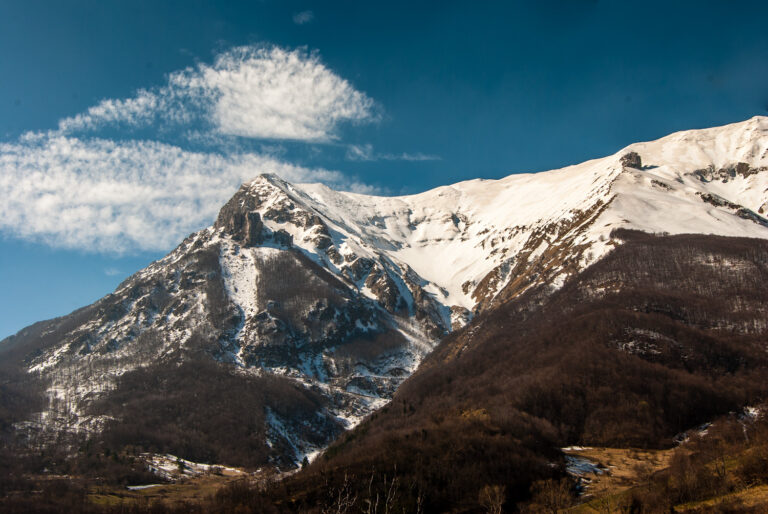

left=289, top=116, right=768, bottom=310
left=9, top=116, right=768, bottom=469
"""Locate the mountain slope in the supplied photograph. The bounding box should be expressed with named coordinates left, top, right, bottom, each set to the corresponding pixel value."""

left=1, top=116, right=768, bottom=474
left=272, top=229, right=768, bottom=512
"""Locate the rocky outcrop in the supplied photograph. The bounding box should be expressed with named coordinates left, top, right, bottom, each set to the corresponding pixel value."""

left=345, top=257, right=375, bottom=282
left=690, top=162, right=767, bottom=183
left=620, top=151, right=642, bottom=169
left=271, top=229, right=293, bottom=247
left=214, top=188, right=264, bottom=246
left=697, top=192, right=768, bottom=227
left=450, top=306, right=471, bottom=330
left=245, top=212, right=264, bottom=246
left=365, top=269, right=402, bottom=313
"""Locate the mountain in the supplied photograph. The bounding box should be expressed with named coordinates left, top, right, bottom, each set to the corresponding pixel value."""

left=277, top=229, right=768, bottom=511
left=1, top=116, right=768, bottom=482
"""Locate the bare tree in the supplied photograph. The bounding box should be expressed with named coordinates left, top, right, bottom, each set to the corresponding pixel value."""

left=479, top=484, right=506, bottom=514
left=324, top=473, right=358, bottom=514
left=528, top=479, right=572, bottom=513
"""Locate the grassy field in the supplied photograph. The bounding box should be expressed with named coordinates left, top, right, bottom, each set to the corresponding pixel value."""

left=564, top=440, right=768, bottom=513
left=87, top=463, right=275, bottom=509
left=564, top=447, right=676, bottom=513
left=674, top=484, right=768, bottom=512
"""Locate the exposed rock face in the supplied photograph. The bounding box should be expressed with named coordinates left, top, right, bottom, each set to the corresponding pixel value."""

left=364, top=269, right=403, bottom=313
left=697, top=193, right=768, bottom=227
left=345, top=257, right=375, bottom=282
left=620, top=151, right=642, bottom=169
left=449, top=305, right=471, bottom=330
left=214, top=188, right=259, bottom=236
left=271, top=228, right=293, bottom=247
left=245, top=212, right=264, bottom=246
left=690, top=162, right=767, bottom=183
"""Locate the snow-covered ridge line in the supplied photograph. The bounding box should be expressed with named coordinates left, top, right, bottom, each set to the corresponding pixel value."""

left=246, top=116, right=768, bottom=312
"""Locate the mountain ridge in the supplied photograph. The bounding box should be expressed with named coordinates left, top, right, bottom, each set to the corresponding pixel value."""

left=2, top=116, right=768, bottom=474
left=230, top=115, right=768, bottom=313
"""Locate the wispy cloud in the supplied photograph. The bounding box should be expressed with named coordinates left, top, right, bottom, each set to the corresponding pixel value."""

left=59, top=89, right=161, bottom=131
left=0, top=44, right=429, bottom=254
left=345, top=143, right=441, bottom=162
left=0, top=134, right=367, bottom=253
left=59, top=46, right=377, bottom=142
left=292, top=10, right=314, bottom=25
left=104, top=268, right=123, bottom=276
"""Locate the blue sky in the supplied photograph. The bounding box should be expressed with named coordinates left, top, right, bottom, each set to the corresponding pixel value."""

left=1, top=0, right=767, bottom=339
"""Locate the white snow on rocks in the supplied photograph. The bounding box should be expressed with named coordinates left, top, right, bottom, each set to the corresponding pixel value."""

left=248, top=116, right=768, bottom=313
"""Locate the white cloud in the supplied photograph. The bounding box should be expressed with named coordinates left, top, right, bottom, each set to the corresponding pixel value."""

left=0, top=44, right=438, bottom=255
left=346, top=143, right=376, bottom=160
left=0, top=133, right=368, bottom=253
left=59, top=45, right=377, bottom=142
left=346, top=143, right=441, bottom=162
left=59, top=89, right=162, bottom=132
left=292, top=10, right=314, bottom=25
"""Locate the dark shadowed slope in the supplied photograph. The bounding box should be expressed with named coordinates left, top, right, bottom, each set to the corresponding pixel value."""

left=272, top=230, right=768, bottom=512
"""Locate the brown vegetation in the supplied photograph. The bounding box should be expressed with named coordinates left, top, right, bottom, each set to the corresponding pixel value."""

left=262, top=230, right=768, bottom=511
left=92, top=359, right=342, bottom=469
left=568, top=410, right=768, bottom=512
left=4, top=230, right=768, bottom=512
